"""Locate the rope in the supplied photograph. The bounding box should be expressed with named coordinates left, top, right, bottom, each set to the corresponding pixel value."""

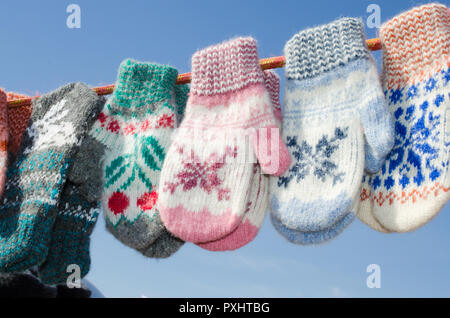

left=6, top=38, right=382, bottom=108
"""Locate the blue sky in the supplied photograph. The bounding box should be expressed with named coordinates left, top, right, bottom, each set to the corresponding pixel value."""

left=1, top=0, right=450, bottom=297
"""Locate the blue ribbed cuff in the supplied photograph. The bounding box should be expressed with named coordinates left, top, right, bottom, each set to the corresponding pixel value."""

left=284, top=17, right=371, bottom=80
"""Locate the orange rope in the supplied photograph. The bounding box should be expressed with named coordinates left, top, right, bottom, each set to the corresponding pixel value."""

left=6, top=38, right=382, bottom=108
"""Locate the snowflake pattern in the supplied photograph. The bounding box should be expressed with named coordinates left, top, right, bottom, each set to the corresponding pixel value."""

left=164, top=145, right=238, bottom=201
left=24, top=99, right=77, bottom=155
left=369, top=67, right=449, bottom=191
left=278, top=127, right=349, bottom=188
left=98, top=110, right=175, bottom=136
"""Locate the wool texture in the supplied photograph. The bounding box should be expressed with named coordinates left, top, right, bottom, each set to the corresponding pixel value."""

left=359, top=3, right=450, bottom=232
left=6, top=92, right=33, bottom=155
left=90, top=59, right=181, bottom=250
left=158, top=37, right=290, bottom=243
left=0, top=83, right=102, bottom=272
left=38, top=97, right=105, bottom=285
left=357, top=174, right=391, bottom=233
left=137, top=84, right=189, bottom=259
left=270, top=17, right=394, bottom=235
left=0, top=89, right=8, bottom=199
left=270, top=205, right=357, bottom=245
left=196, top=70, right=281, bottom=251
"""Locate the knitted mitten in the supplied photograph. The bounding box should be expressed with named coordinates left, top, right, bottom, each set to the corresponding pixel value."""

left=90, top=59, right=180, bottom=250
left=0, top=269, right=57, bottom=298
left=137, top=84, right=189, bottom=259
left=6, top=92, right=33, bottom=155
left=361, top=3, right=450, bottom=232
left=196, top=70, right=281, bottom=251
left=0, top=83, right=100, bottom=272
left=270, top=17, right=394, bottom=233
left=0, top=89, right=7, bottom=198
left=158, top=37, right=290, bottom=243
left=38, top=98, right=105, bottom=285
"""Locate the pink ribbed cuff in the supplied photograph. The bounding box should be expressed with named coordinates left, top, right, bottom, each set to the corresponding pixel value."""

left=190, top=37, right=265, bottom=96
left=262, top=70, right=281, bottom=110
left=380, top=3, right=450, bottom=89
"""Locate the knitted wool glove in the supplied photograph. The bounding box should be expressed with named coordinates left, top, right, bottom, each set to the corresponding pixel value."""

left=158, top=37, right=290, bottom=243
left=196, top=70, right=281, bottom=251
left=0, top=83, right=100, bottom=272
left=90, top=59, right=180, bottom=250
left=270, top=18, right=394, bottom=234
left=137, top=84, right=189, bottom=259
left=359, top=3, right=450, bottom=232
left=38, top=98, right=105, bottom=285
left=0, top=89, right=7, bottom=198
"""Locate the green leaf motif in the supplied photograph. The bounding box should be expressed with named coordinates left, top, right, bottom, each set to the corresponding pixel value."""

left=119, top=167, right=136, bottom=191
left=104, top=135, right=166, bottom=192
left=141, top=136, right=165, bottom=171
left=105, top=155, right=126, bottom=178
left=105, top=162, right=130, bottom=189
left=137, top=165, right=153, bottom=190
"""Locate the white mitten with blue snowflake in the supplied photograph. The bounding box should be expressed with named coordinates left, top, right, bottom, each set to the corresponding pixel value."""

left=361, top=4, right=450, bottom=233
left=270, top=17, right=394, bottom=234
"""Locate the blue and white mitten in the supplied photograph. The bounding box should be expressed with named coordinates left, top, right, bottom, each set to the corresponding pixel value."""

left=270, top=17, right=394, bottom=240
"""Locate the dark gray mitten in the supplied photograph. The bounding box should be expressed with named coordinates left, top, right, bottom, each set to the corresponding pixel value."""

left=0, top=83, right=104, bottom=273
left=38, top=97, right=106, bottom=285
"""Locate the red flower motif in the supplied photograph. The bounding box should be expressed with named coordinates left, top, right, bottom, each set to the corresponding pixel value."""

left=98, top=112, right=107, bottom=127
left=124, top=124, right=136, bottom=135
left=98, top=112, right=107, bottom=123
left=108, top=192, right=129, bottom=215
left=140, top=119, right=151, bottom=131
left=156, top=114, right=174, bottom=128
left=137, top=191, right=158, bottom=212
left=107, top=119, right=120, bottom=133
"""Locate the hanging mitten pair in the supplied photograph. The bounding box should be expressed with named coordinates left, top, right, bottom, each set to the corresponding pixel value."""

left=197, top=70, right=283, bottom=251
left=157, top=37, right=291, bottom=250
left=357, top=2, right=450, bottom=233
left=0, top=83, right=104, bottom=285
left=271, top=17, right=395, bottom=244
left=90, top=59, right=188, bottom=258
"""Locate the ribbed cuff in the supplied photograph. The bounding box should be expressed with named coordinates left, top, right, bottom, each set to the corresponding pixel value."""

left=284, top=17, right=370, bottom=80
left=112, top=59, right=178, bottom=111
left=380, top=3, right=450, bottom=89
left=262, top=70, right=281, bottom=110
left=190, top=37, right=265, bottom=96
